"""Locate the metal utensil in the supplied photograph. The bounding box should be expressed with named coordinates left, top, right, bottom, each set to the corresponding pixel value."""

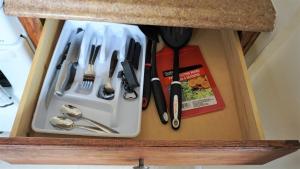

left=81, top=38, right=101, bottom=90
left=160, top=27, right=192, bottom=130
left=55, top=28, right=84, bottom=96
left=98, top=50, right=118, bottom=100
left=45, top=39, right=71, bottom=108
left=0, top=84, right=13, bottom=108
left=60, top=104, right=119, bottom=134
left=49, top=116, right=105, bottom=134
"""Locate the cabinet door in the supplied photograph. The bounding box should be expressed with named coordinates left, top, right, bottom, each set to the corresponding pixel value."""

left=0, top=137, right=299, bottom=165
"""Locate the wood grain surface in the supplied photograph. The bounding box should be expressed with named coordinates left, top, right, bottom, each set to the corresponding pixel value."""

left=4, top=0, right=275, bottom=31
left=18, top=17, right=43, bottom=47
left=239, top=32, right=261, bottom=55
left=10, top=19, right=63, bottom=137
left=0, top=138, right=299, bottom=165
left=221, top=31, right=264, bottom=140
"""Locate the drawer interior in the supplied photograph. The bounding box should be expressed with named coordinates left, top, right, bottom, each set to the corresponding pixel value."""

left=10, top=19, right=264, bottom=140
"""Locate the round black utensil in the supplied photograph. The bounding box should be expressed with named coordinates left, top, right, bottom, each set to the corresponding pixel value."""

left=160, top=27, right=192, bottom=130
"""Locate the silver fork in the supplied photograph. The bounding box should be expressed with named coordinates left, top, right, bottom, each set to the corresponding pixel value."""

left=81, top=39, right=101, bottom=89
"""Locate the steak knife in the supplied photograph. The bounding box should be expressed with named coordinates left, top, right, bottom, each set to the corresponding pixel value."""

left=45, top=39, right=71, bottom=108
left=55, top=28, right=84, bottom=96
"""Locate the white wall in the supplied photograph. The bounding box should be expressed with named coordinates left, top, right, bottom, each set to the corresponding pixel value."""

left=245, top=0, right=300, bottom=66
left=204, top=0, right=300, bottom=169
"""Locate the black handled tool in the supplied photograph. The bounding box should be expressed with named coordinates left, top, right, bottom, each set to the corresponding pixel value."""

left=142, top=40, right=152, bottom=109
left=55, top=28, right=84, bottom=96
left=126, top=38, right=136, bottom=64
left=151, top=38, right=168, bottom=124
left=45, top=41, right=71, bottom=108
left=133, top=42, right=141, bottom=70
left=139, top=25, right=169, bottom=124
left=161, top=27, right=192, bottom=130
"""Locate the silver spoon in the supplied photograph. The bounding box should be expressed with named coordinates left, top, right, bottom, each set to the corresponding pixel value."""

left=60, top=104, right=119, bottom=134
left=49, top=116, right=105, bottom=134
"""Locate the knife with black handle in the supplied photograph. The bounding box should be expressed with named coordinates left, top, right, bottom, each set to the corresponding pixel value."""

left=45, top=38, right=71, bottom=107
left=133, top=42, right=141, bottom=70
left=142, top=39, right=152, bottom=110
left=126, top=38, right=135, bottom=64
left=139, top=25, right=168, bottom=124
left=55, top=28, right=84, bottom=96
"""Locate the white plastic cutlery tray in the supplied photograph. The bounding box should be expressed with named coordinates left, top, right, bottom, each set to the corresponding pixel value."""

left=32, top=20, right=146, bottom=137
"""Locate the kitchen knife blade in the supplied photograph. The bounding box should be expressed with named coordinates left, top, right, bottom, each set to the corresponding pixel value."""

left=55, top=28, right=84, bottom=96
left=45, top=40, right=71, bottom=108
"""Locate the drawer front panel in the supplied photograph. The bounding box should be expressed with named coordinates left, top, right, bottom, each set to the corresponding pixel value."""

left=0, top=138, right=299, bottom=165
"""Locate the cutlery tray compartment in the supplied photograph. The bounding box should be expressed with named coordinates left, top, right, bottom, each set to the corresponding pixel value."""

left=31, top=20, right=146, bottom=137
left=12, top=19, right=263, bottom=141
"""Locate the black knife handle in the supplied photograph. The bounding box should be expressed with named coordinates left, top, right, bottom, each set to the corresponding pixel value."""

left=142, top=66, right=151, bottom=110
left=142, top=39, right=152, bottom=110
left=151, top=78, right=168, bottom=124
left=109, top=51, right=119, bottom=78
left=150, top=39, right=168, bottom=124
left=126, top=38, right=135, bottom=63
left=133, top=42, right=141, bottom=70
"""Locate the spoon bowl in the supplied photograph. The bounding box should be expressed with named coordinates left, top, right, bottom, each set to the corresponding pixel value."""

left=60, top=104, right=119, bottom=134
left=49, top=116, right=104, bottom=135
left=50, top=116, right=75, bottom=130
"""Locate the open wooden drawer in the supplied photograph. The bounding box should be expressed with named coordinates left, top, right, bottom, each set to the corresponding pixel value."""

left=0, top=19, right=299, bottom=165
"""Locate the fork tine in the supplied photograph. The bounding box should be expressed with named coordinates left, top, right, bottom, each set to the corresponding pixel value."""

left=85, top=81, right=88, bottom=88
left=82, top=81, right=87, bottom=89
left=82, top=81, right=85, bottom=88
left=89, top=81, right=93, bottom=88
left=86, top=81, right=90, bottom=89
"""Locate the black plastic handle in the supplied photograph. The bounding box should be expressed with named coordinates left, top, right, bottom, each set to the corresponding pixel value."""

left=133, top=42, right=141, bottom=70
left=142, top=66, right=151, bottom=110
left=89, top=45, right=95, bottom=64
left=109, top=51, right=119, bottom=78
left=142, top=40, right=152, bottom=110
left=150, top=40, right=168, bottom=124
left=170, top=49, right=182, bottom=130
left=152, top=79, right=168, bottom=124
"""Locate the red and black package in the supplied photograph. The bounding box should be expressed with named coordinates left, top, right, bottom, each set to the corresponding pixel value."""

left=156, top=45, right=225, bottom=118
